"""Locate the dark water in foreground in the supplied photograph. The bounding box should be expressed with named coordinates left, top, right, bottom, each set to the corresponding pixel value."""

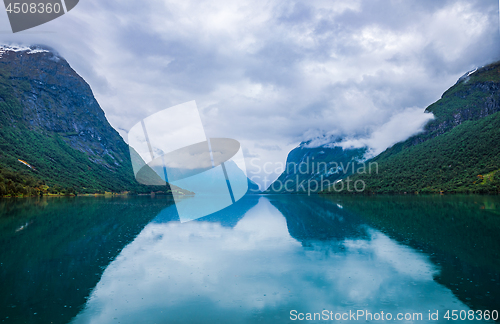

left=0, top=194, right=499, bottom=323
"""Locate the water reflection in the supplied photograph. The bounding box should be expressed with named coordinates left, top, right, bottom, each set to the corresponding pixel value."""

left=325, top=195, right=500, bottom=312
left=0, top=196, right=174, bottom=324
left=71, top=196, right=483, bottom=324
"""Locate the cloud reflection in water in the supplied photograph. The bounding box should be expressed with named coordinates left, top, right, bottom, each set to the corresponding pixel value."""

left=72, top=197, right=469, bottom=324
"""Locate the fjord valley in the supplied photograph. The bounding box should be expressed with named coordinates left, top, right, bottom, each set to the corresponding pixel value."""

left=0, top=45, right=183, bottom=197
left=2, top=45, right=498, bottom=197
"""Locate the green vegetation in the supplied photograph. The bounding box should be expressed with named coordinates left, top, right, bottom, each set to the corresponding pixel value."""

left=339, top=112, right=500, bottom=194
left=321, top=61, right=500, bottom=195
left=0, top=167, right=50, bottom=197
left=0, top=124, right=170, bottom=196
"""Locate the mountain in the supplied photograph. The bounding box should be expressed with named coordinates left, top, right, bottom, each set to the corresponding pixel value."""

left=0, top=45, right=186, bottom=196
left=265, top=141, right=366, bottom=194
left=322, top=61, right=500, bottom=194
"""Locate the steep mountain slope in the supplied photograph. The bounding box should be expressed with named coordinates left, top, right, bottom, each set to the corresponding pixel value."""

left=0, top=45, right=182, bottom=196
left=322, top=61, right=500, bottom=194
left=265, top=141, right=366, bottom=193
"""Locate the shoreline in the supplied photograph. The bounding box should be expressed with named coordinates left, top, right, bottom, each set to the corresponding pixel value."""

left=0, top=191, right=195, bottom=199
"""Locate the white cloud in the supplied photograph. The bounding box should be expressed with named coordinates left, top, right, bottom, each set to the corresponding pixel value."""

left=336, top=107, right=435, bottom=157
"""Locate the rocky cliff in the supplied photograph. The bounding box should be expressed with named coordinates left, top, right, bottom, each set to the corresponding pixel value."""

left=0, top=45, right=181, bottom=195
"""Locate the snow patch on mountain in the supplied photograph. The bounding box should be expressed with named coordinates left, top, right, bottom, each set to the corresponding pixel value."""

left=0, top=45, right=53, bottom=58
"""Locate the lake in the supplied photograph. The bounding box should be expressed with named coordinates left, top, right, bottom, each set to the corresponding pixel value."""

left=0, top=194, right=499, bottom=323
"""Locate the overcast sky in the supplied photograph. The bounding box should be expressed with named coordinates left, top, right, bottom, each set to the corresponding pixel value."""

left=1, top=0, right=499, bottom=188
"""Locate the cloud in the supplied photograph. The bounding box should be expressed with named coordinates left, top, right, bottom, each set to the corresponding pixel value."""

left=335, top=107, right=435, bottom=157
left=0, top=0, right=499, bottom=187
left=255, top=143, right=282, bottom=151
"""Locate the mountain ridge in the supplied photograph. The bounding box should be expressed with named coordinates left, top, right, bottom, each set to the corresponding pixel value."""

left=321, top=60, right=500, bottom=194
left=0, top=45, right=187, bottom=196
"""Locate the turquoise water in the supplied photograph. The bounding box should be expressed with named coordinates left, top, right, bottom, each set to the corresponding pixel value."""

left=0, top=195, right=499, bottom=323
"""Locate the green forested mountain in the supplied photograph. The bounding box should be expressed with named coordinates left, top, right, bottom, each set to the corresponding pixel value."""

left=0, top=45, right=184, bottom=196
left=322, top=61, right=500, bottom=194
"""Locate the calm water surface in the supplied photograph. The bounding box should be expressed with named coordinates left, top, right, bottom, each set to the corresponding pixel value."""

left=0, top=194, right=499, bottom=323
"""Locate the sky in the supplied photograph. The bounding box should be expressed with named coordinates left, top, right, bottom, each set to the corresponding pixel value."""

left=1, top=0, right=499, bottom=188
